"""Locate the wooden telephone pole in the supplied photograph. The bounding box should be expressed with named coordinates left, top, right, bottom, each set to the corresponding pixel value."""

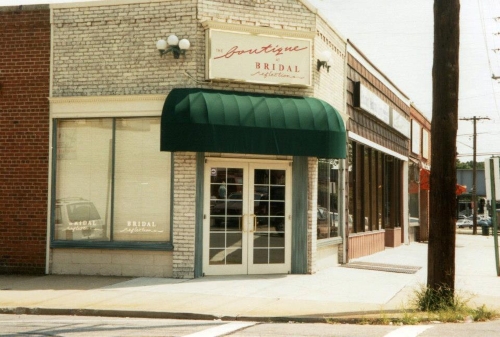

left=460, top=116, right=490, bottom=234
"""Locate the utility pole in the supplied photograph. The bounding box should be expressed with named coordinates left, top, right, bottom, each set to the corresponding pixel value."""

left=460, top=116, right=490, bottom=234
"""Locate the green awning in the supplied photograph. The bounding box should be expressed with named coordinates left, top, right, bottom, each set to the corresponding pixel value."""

left=161, top=88, right=346, bottom=159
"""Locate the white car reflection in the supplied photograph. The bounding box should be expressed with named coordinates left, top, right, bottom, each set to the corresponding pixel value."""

left=456, top=218, right=473, bottom=229
left=55, top=198, right=106, bottom=240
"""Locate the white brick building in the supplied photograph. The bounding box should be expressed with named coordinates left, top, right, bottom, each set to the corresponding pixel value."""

left=48, top=0, right=348, bottom=278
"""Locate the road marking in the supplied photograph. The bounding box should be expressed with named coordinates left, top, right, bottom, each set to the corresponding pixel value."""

left=183, top=321, right=257, bottom=337
left=384, top=325, right=433, bottom=337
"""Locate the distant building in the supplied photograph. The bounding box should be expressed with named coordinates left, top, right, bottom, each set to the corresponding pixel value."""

left=456, top=169, right=486, bottom=217
left=0, top=5, right=50, bottom=274
left=456, top=169, right=485, bottom=196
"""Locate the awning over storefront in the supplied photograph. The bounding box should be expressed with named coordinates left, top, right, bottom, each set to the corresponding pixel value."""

left=419, top=169, right=468, bottom=195
left=420, top=169, right=430, bottom=191
left=161, top=88, right=346, bottom=158
left=456, top=184, right=467, bottom=196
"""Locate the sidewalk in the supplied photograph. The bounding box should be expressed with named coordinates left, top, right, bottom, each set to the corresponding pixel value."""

left=0, top=235, right=498, bottom=322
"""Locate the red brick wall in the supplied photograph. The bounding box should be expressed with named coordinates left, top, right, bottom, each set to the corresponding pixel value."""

left=0, top=6, right=50, bottom=274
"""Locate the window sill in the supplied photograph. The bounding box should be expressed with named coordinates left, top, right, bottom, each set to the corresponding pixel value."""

left=348, top=229, right=385, bottom=237
left=50, top=241, right=173, bottom=251
left=317, top=236, right=342, bottom=248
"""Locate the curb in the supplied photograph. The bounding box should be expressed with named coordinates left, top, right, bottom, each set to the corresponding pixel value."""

left=0, top=307, right=410, bottom=324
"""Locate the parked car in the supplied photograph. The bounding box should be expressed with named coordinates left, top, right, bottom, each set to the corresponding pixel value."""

left=317, top=207, right=332, bottom=238
left=55, top=198, right=106, bottom=240
left=478, top=218, right=492, bottom=227
left=456, top=218, right=473, bottom=229
left=317, top=209, right=354, bottom=238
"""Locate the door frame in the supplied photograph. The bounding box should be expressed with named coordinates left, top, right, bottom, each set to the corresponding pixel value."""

left=202, top=158, right=292, bottom=276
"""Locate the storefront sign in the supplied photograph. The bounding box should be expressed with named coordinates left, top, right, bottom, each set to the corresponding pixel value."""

left=411, top=120, right=421, bottom=154
left=353, top=82, right=390, bottom=124
left=120, top=221, right=164, bottom=234
left=422, top=129, right=429, bottom=159
left=206, top=29, right=312, bottom=87
left=392, top=109, right=410, bottom=138
left=354, top=82, right=410, bottom=138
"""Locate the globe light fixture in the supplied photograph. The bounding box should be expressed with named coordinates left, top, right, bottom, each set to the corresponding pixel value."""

left=156, top=34, right=190, bottom=59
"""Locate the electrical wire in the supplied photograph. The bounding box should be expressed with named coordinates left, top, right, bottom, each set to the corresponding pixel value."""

left=477, top=0, right=500, bottom=119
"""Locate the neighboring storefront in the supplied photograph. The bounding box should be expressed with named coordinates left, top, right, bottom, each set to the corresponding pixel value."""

left=0, top=5, right=51, bottom=274
left=409, top=104, right=431, bottom=242
left=345, top=42, right=411, bottom=260
left=48, top=0, right=348, bottom=278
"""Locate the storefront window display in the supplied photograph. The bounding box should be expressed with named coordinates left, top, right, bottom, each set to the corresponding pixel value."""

left=317, top=159, right=340, bottom=239
left=348, top=140, right=402, bottom=233
left=53, top=117, right=171, bottom=242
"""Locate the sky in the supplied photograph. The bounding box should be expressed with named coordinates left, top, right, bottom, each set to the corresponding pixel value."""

left=309, top=0, right=500, bottom=163
left=4, top=0, right=500, bottom=162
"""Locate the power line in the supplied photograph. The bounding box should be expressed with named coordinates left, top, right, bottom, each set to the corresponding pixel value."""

left=478, top=0, right=500, bottom=119
left=457, top=132, right=497, bottom=136
left=458, top=152, right=500, bottom=157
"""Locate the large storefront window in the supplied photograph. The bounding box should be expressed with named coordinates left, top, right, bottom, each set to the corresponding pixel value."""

left=317, top=159, right=340, bottom=239
left=53, top=117, right=171, bottom=243
left=348, top=140, right=402, bottom=233
left=408, top=161, right=420, bottom=220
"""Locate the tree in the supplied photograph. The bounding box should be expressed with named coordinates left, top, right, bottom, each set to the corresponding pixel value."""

left=456, top=160, right=471, bottom=169
left=427, top=0, right=460, bottom=307
left=456, top=159, right=485, bottom=170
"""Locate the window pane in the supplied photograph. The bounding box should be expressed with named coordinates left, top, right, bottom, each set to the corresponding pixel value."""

left=330, top=162, right=340, bottom=237
left=269, top=248, right=285, bottom=263
left=363, top=147, right=370, bottom=231
left=377, top=152, right=384, bottom=230
left=348, top=142, right=355, bottom=234
left=226, top=249, right=242, bottom=264
left=317, top=159, right=339, bottom=239
left=409, top=161, right=419, bottom=219
left=254, top=233, right=269, bottom=248
left=253, top=248, right=269, bottom=264
left=55, top=119, right=112, bottom=241
left=113, top=118, right=171, bottom=241
left=354, top=144, right=363, bottom=233
left=370, top=150, right=378, bottom=231
left=209, top=249, right=225, bottom=265
left=209, top=233, right=225, bottom=248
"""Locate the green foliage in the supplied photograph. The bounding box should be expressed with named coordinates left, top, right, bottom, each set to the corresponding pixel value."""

left=325, top=286, right=498, bottom=325
left=471, top=305, right=497, bottom=322
left=400, top=311, right=420, bottom=325
left=456, top=159, right=485, bottom=170
left=414, top=285, right=463, bottom=312
left=410, top=285, right=498, bottom=323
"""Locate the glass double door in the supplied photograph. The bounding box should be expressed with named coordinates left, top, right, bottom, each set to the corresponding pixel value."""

left=203, top=159, right=291, bottom=275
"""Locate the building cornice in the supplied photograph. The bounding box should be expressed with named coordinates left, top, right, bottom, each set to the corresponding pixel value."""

left=201, top=20, right=315, bottom=39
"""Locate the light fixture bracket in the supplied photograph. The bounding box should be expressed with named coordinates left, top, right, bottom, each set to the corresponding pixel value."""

left=159, top=46, right=185, bottom=59
left=317, top=50, right=332, bottom=72
left=157, top=35, right=190, bottom=59
left=317, top=59, right=331, bottom=72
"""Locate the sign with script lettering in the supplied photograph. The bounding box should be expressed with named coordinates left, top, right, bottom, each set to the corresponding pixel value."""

left=206, top=29, right=312, bottom=87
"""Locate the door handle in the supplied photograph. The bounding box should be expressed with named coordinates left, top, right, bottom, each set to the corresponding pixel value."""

left=249, top=214, right=256, bottom=232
